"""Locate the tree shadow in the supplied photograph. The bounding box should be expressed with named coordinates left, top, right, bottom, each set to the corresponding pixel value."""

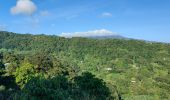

left=73, top=72, right=114, bottom=100
left=0, top=71, right=20, bottom=100
left=19, top=72, right=115, bottom=100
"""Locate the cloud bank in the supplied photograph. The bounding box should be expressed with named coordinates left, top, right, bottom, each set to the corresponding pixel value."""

left=40, top=10, right=50, bottom=16
left=60, top=29, right=118, bottom=38
left=11, top=0, right=37, bottom=15
left=101, top=12, right=112, bottom=17
left=0, top=24, right=7, bottom=31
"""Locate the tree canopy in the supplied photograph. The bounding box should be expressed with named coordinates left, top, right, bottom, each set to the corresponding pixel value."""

left=0, top=31, right=170, bottom=99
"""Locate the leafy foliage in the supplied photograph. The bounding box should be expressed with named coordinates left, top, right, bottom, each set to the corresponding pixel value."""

left=0, top=31, right=170, bottom=99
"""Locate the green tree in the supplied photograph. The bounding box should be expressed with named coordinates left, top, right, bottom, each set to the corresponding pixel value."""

left=31, top=53, right=53, bottom=73
left=22, top=75, right=70, bottom=100
left=15, top=62, right=36, bottom=88
left=74, top=72, right=113, bottom=100
left=0, top=53, right=4, bottom=70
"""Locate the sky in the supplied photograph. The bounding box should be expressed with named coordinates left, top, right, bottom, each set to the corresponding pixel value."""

left=0, top=0, right=170, bottom=43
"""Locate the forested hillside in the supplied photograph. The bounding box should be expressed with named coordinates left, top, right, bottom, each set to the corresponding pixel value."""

left=0, top=31, right=170, bottom=100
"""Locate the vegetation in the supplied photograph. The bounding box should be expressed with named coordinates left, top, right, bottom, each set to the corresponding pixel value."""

left=0, top=31, right=170, bottom=100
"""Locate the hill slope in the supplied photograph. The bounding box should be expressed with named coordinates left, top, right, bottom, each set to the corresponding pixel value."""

left=0, top=31, right=170, bottom=99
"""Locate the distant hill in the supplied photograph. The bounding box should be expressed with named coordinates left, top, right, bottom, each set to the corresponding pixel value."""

left=59, top=34, right=126, bottom=39
left=85, top=35, right=126, bottom=39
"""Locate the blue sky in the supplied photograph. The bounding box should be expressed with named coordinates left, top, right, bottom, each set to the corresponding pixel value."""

left=0, top=0, right=170, bottom=42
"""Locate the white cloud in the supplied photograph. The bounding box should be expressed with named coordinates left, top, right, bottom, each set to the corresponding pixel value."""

left=51, top=24, right=56, bottom=27
left=0, top=24, right=7, bottom=31
left=59, top=29, right=118, bottom=38
left=101, top=12, right=112, bottom=17
left=11, top=0, right=37, bottom=15
left=66, top=14, right=79, bottom=20
left=40, top=10, right=50, bottom=16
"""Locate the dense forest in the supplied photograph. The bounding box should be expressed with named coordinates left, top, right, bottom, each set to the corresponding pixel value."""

left=0, top=31, right=170, bottom=100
